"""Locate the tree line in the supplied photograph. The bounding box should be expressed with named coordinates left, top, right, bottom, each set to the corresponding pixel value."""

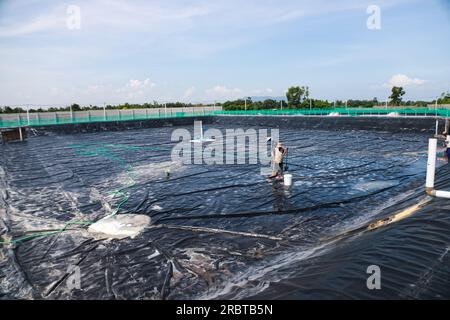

left=1, top=88, right=449, bottom=114
left=222, top=87, right=450, bottom=111
left=0, top=102, right=198, bottom=114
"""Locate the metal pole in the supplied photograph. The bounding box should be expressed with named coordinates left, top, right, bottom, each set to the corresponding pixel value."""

left=70, top=105, right=73, bottom=123
left=245, top=99, right=247, bottom=111
left=310, top=99, right=312, bottom=111
left=103, top=103, right=106, bottom=121
left=165, top=103, right=167, bottom=117
left=27, top=108, right=30, bottom=126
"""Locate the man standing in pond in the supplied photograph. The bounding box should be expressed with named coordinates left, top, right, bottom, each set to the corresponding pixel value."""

left=269, top=142, right=288, bottom=179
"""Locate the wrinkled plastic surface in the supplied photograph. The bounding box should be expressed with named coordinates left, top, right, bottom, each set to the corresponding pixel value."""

left=1, top=117, right=449, bottom=299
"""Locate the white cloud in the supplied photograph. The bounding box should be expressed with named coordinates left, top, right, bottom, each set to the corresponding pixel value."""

left=40, top=79, right=158, bottom=104
left=0, top=1, right=210, bottom=38
left=183, top=86, right=196, bottom=100
left=0, top=11, right=64, bottom=37
left=206, top=85, right=243, bottom=100
left=384, top=74, right=427, bottom=87
left=49, top=87, right=63, bottom=96
left=0, top=0, right=398, bottom=40
left=276, top=10, right=306, bottom=22
left=126, top=79, right=155, bottom=90
left=250, top=88, right=275, bottom=95
left=205, top=86, right=277, bottom=101
left=117, top=78, right=156, bottom=99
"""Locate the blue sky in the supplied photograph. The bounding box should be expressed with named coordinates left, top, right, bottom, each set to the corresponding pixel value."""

left=0, top=0, right=449, bottom=106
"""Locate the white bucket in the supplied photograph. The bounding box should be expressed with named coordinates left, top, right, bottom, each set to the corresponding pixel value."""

left=284, top=174, right=293, bottom=187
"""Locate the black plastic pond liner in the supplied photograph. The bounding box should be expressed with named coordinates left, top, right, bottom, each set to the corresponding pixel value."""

left=249, top=165, right=450, bottom=300
left=0, top=116, right=449, bottom=300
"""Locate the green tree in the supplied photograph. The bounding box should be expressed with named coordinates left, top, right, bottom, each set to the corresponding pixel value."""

left=262, top=99, right=277, bottom=109
left=312, top=99, right=332, bottom=109
left=70, top=104, right=82, bottom=111
left=439, top=91, right=450, bottom=104
left=286, top=86, right=309, bottom=108
left=389, top=86, right=405, bottom=106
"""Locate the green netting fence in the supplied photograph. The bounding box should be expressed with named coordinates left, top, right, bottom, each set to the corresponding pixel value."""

left=216, top=108, right=450, bottom=117
left=0, top=107, right=220, bottom=129
left=1, top=107, right=450, bottom=129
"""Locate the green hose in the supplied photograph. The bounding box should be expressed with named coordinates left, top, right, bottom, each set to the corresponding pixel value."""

left=0, top=143, right=158, bottom=246
left=0, top=221, right=93, bottom=245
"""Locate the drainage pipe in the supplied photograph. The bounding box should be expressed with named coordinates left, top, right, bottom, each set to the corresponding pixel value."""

left=426, top=138, right=450, bottom=198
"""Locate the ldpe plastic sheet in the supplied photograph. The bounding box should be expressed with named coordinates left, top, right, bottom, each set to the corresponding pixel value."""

left=1, top=119, right=449, bottom=299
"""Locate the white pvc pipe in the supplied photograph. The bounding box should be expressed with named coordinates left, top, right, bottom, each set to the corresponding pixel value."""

left=200, top=121, right=203, bottom=140
left=425, top=138, right=450, bottom=199
left=426, top=138, right=437, bottom=189
left=435, top=190, right=450, bottom=199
